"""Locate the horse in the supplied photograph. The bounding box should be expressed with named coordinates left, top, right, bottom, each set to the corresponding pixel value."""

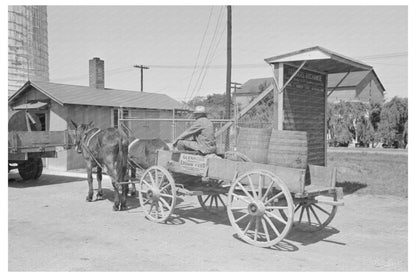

left=71, top=120, right=129, bottom=211
left=127, top=138, right=170, bottom=196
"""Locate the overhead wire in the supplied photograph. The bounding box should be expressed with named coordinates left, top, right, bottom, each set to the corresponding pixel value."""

left=182, top=6, right=214, bottom=104
left=187, top=6, right=225, bottom=103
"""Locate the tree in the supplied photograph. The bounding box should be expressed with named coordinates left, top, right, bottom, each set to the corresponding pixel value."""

left=378, top=97, right=408, bottom=147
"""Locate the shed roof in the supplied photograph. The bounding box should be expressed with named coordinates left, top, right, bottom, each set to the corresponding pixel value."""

left=8, top=81, right=189, bottom=111
left=265, top=46, right=373, bottom=74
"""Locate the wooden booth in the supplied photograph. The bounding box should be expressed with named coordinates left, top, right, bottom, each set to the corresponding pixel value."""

left=218, top=46, right=373, bottom=168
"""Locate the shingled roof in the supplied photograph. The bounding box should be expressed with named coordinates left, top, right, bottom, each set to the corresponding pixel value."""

left=8, top=81, right=189, bottom=110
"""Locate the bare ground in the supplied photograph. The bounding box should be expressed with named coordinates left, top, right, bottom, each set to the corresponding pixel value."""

left=8, top=170, right=408, bottom=271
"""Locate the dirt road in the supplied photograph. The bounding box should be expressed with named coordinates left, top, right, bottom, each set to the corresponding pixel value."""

left=8, top=171, right=407, bottom=271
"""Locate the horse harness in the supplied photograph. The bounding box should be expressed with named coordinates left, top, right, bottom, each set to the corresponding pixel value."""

left=81, top=128, right=104, bottom=169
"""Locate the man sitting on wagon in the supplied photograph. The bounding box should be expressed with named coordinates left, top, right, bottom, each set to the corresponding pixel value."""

left=173, top=106, right=217, bottom=155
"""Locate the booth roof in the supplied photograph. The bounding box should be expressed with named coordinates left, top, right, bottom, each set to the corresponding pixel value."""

left=264, top=46, right=373, bottom=74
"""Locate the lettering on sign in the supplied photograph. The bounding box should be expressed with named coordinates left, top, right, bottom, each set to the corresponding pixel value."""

left=179, top=153, right=208, bottom=176
left=284, top=65, right=325, bottom=89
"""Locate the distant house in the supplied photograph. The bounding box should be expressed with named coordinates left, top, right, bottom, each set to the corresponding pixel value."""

left=8, top=58, right=188, bottom=171
left=327, top=70, right=385, bottom=103
left=236, top=69, right=385, bottom=108
left=234, top=78, right=274, bottom=108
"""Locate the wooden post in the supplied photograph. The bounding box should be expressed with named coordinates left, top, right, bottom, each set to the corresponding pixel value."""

left=272, top=63, right=284, bottom=130
left=324, top=74, right=328, bottom=166
left=225, top=5, right=232, bottom=151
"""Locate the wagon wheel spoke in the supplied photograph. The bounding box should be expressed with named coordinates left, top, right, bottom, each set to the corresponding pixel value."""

left=311, top=203, right=331, bottom=216
left=261, top=180, right=275, bottom=201
left=217, top=194, right=227, bottom=207
left=294, top=204, right=302, bottom=213
left=265, top=210, right=287, bottom=225
left=148, top=171, right=156, bottom=186
left=142, top=179, right=153, bottom=189
left=309, top=205, right=322, bottom=226
left=298, top=206, right=306, bottom=224
left=235, top=212, right=250, bottom=223
left=264, top=191, right=283, bottom=205
left=159, top=193, right=173, bottom=198
left=254, top=217, right=260, bottom=241
left=203, top=195, right=212, bottom=205
left=263, top=213, right=280, bottom=237
left=209, top=195, right=215, bottom=209
left=261, top=218, right=270, bottom=242
left=243, top=217, right=254, bottom=235
left=231, top=193, right=250, bottom=204
left=214, top=195, right=219, bottom=209
left=236, top=182, right=255, bottom=202
left=246, top=175, right=257, bottom=199
left=306, top=206, right=311, bottom=225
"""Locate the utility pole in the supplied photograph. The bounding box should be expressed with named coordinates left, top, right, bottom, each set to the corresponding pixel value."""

left=225, top=5, right=232, bottom=151
left=133, top=65, right=149, bottom=92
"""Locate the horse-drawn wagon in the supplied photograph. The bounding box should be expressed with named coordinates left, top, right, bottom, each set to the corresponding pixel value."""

left=8, top=110, right=73, bottom=180
left=132, top=130, right=343, bottom=248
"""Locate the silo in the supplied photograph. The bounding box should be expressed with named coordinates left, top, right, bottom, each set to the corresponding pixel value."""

left=8, top=6, right=49, bottom=96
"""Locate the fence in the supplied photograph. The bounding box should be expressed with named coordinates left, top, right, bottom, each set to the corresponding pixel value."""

left=119, top=115, right=237, bottom=153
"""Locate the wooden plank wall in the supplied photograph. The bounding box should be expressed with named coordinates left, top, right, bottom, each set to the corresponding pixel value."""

left=282, top=64, right=326, bottom=166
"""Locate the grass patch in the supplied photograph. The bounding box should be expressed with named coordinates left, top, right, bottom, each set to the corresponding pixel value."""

left=327, top=151, right=408, bottom=198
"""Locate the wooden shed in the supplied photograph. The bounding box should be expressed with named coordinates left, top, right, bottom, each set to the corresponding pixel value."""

left=8, top=80, right=188, bottom=171
left=263, top=46, right=373, bottom=166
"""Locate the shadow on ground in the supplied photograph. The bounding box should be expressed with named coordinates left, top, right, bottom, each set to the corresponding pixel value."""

left=8, top=173, right=86, bottom=188
left=336, top=181, right=367, bottom=195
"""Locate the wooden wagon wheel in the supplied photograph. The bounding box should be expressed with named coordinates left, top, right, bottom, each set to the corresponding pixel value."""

left=279, top=194, right=338, bottom=232
left=18, top=158, right=42, bottom=180
left=138, top=166, right=176, bottom=223
left=227, top=170, right=294, bottom=248
left=197, top=192, right=228, bottom=214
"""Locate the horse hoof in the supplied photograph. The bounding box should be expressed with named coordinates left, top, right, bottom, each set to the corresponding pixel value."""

left=113, top=205, right=120, bottom=211
left=86, top=196, right=93, bottom=202
left=120, top=205, right=127, bottom=211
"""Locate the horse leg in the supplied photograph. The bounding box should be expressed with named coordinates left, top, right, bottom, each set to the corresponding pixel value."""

left=130, top=166, right=137, bottom=197
left=96, top=166, right=104, bottom=201
left=120, top=183, right=129, bottom=211
left=86, top=162, right=94, bottom=202
left=107, top=164, right=121, bottom=211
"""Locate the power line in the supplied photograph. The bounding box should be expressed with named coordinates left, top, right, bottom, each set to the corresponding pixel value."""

left=183, top=6, right=214, bottom=104
left=187, top=6, right=225, bottom=102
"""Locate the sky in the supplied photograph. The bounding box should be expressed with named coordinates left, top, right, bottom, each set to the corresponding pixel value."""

left=47, top=5, right=408, bottom=102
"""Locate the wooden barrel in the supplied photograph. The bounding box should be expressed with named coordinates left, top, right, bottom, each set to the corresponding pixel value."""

left=237, top=127, right=272, bottom=163
left=267, top=129, right=308, bottom=169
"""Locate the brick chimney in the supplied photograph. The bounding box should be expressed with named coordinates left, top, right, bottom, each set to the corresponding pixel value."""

left=89, top=57, right=104, bottom=89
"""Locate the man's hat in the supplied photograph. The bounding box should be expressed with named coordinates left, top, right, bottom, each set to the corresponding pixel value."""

left=193, top=106, right=206, bottom=114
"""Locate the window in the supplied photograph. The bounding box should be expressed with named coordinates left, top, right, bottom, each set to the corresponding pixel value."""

left=112, top=108, right=129, bottom=129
